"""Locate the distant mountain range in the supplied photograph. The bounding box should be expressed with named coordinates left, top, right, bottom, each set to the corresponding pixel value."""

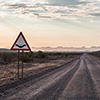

left=32, top=46, right=100, bottom=52
left=0, top=48, right=16, bottom=52
left=0, top=48, right=11, bottom=52
left=0, top=46, right=100, bottom=52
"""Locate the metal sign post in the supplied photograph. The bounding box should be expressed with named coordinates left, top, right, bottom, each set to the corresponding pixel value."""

left=22, top=50, right=24, bottom=79
left=18, top=50, right=20, bottom=79
left=10, top=32, right=31, bottom=79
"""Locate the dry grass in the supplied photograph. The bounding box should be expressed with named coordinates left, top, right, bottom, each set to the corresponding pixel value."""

left=0, top=55, right=80, bottom=87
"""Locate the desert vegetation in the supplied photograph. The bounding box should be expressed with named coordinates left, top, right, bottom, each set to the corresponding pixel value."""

left=0, top=51, right=82, bottom=87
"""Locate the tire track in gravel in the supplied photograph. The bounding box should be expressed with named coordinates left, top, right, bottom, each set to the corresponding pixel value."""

left=89, top=54, right=100, bottom=67
left=1, top=59, right=80, bottom=100
left=58, top=54, right=97, bottom=100
left=85, top=54, right=100, bottom=99
left=31, top=60, right=80, bottom=100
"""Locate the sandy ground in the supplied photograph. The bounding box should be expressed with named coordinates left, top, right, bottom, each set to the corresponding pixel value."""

left=1, top=54, right=100, bottom=100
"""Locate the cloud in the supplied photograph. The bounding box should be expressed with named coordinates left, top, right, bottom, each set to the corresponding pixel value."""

left=47, top=0, right=88, bottom=6
left=9, top=3, right=27, bottom=8
left=0, top=0, right=100, bottom=22
left=90, top=13, right=100, bottom=17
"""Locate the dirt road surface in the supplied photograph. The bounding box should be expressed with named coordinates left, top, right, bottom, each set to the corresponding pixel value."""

left=1, top=53, right=100, bottom=100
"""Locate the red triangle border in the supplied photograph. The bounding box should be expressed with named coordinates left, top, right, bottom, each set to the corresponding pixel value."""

left=10, top=32, right=31, bottom=51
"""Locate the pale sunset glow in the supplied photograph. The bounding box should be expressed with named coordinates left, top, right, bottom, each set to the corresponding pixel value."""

left=0, top=0, right=100, bottom=49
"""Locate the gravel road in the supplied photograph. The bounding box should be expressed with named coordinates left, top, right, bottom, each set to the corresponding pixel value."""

left=1, top=53, right=100, bottom=100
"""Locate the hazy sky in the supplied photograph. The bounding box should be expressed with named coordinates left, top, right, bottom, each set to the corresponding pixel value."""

left=0, top=0, right=100, bottom=48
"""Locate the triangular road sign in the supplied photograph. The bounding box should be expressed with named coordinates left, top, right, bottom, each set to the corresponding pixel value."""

left=11, top=32, right=31, bottom=51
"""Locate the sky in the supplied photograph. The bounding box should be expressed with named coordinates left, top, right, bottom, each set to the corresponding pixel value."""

left=0, top=0, right=100, bottom=49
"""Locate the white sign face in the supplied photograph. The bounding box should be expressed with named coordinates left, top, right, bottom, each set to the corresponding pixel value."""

left=11, top=32, right=31, bottom=51
left=13, top=35, right=28, bottom=49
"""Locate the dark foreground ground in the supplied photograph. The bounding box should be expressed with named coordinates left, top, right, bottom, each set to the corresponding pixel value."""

left=1, top=53, right=100, bottom=100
